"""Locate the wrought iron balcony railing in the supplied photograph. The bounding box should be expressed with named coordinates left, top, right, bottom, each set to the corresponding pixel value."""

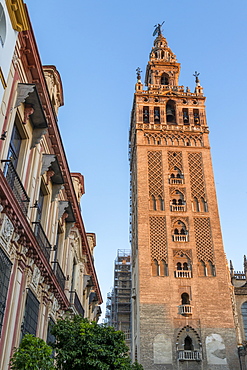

left=178, top=350, right=201, bottom=361
left=2, top=160, right=30, bottom=216
left=51, top=261, right=66, bottom=290
left=70, top=291, right=85, bottom=317
left=32, top=222, right=51, bottom=262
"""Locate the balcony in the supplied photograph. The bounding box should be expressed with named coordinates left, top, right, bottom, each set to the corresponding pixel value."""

left=175, top=270, right=191, bottom=278
left=2, top=160, right=30, bottom=216
left=172, top=235, right=188, bottom=242
left=169, top=178, right=184, bottom=185
left=51, top=261, right=66, bottom=290
left=178, top=351, right=201, bottom=361
left=70, top=291, right=84, bottom=317
left=32, top=222, right=52, bottom=262
left=171, top=205, right=186, bottom=212
left=178, top=304, right=192, bottom=315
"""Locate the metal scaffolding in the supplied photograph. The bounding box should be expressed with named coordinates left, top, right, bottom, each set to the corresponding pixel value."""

left=104, top=249, right=131, bottom=348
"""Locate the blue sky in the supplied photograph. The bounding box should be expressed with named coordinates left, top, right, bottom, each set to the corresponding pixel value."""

left=25, top=0, right=247, bottom=317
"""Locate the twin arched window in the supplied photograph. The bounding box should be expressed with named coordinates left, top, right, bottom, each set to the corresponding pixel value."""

left=151, top=195, right=164, bottom=211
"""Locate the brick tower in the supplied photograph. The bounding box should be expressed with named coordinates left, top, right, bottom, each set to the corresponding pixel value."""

left=129, top=27, right=239, bottom=369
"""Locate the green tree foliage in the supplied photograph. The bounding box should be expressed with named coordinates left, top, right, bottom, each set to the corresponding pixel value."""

left=51, top=315, right=143, bottom=370
left=10, top=334, right=55, bottom=370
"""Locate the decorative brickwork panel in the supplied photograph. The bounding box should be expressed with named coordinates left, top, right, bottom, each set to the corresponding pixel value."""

left=194, top=217, right=214, bottom=263
left=150, top=216, right=167, bottom=262
left=148, top=151, right=164, bottom=197
left=168, top=151, right=183, bottom=172
left=173, top=249, right=192, bottom=260
left=171, top=216, right=189, bottom=228
left=144, top=132, right=203, bottom=147
left=169, top=187, right=186, bottom=196
left=188, top=152, right=206, bottom=198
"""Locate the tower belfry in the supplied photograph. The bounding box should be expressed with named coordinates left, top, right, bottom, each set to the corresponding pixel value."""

left=129, top=29, right=238, bottom=369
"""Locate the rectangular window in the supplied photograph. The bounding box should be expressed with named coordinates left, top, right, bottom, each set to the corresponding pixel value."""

left=21, top=289, right=39, bottom=337
left=8, top=124, right=22, bottom=169
left=46, top=318, right=56, bottom=345
left=0, top=248, right=12, bottom=336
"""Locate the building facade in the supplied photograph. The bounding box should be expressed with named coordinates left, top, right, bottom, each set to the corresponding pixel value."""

left=230, top=258, right=247, bottom=370
left=0, top=2, right=102, bottom=368
left=129, top=30, right=239, bottom=369
left=105, top=250, right=131, bottom=348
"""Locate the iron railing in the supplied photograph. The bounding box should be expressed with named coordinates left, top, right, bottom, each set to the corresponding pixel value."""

left=32, top=222, right=51, bottom=262
left=51, top=261, right=66, bottom=290
left=2, top=160, right=30, bottom=216
left=70, top=291, right=84, bottom=317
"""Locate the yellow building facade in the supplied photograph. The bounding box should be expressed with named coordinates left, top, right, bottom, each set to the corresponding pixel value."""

left=0, top=2, right=102, bottom=368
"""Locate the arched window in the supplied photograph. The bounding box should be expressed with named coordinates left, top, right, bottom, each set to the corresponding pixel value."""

left=152, top=259, right=159, bottom=276
left=242, top=302, right=247, bottom=339
left=172, top=220, right=188, bottom=242
left=207, top=261, right=215, bottom=276
left=181, top=293, right=190, bottom=305
left=193, top=197, right=200, bottom=212
left=171, top=190, right=186, bottom=211
left=198, top=261, right=206, bottom=276
left=151, top=195, right=157, bottom=211
left=154, top=107, right=160, bottom=123
left=182, top=108, right=189, bottom=124
left=143, top=106, right=149, bottom=123
left=193, top=109, right=200, bottom=124
left=160, top=260, right=168, bottom=276
left=158, top=195, right=164, bottom=211
left=183, top=262, right=188, bottom=271
left=169, top=167, right=183, bottom=184
left=161, top=73, right=169, bottom=85
left=201, top=197, right=208, bottom=212
left=184, top=336, right=193, bottom=350
left=177, top=262, right=182, bottom=270
left=166, top=100, right=176, bottom=124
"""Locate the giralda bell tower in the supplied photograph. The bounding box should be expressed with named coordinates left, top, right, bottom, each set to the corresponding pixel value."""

left=129, top=26, right=239, bottom=370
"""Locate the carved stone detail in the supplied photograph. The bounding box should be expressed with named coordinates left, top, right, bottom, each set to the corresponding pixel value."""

left=58, top=201, right=69, bottom=220
left=65, top=222, right=75, bottom=239
left=52, top=184, right=63, bottom=202
left=41, top=154, right=56, bottom=175
left=0, top=214, right=14, bottom=252
left=15, top=84, right=35, bottom=108
left=32, top=265, right=41, bottom=288
left=31, top=128, right=47, bottom=148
